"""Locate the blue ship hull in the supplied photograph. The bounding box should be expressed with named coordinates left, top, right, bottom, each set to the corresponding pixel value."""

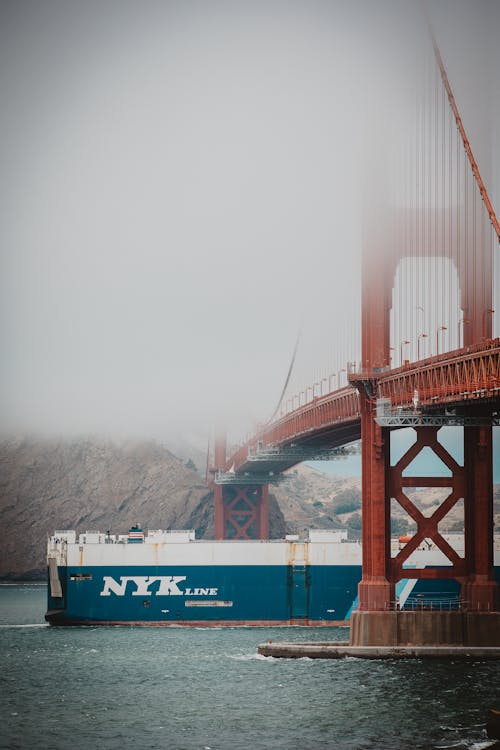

left=46, top=562, right=500, bottom=626
left=46, top=564, right=360, bottom=625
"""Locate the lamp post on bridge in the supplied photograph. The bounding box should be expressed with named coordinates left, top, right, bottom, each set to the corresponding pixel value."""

left=337, top=368, right=346, bottom=387
left=321, top=377, right=328, bottom=395
left=458, top=317, right=471, bottom=347
left=400, top=339, right=410, bottom=365
left=482, top=309, right=495, bottom=339
left=417, top=333, right=428, bottom=360
left=436, top=326, right=447, bottom=355
left=328, top=373, right=337, bottom=390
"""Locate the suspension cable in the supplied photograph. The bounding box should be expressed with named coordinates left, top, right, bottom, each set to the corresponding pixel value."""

left=268, top=330, right=301, bottom=423
left=425, top=12, right=500, bottom=243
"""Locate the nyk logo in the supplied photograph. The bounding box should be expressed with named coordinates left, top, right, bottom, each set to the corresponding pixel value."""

left=100, top=576, right=218, bottom=597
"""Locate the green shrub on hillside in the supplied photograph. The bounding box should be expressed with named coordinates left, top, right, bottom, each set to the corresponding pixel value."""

left=332, top=488, right=361, bottom=515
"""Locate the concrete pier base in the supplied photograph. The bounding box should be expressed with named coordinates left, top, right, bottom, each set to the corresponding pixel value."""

left=257, top=641, right=500, bottom=659
left=257, top=610, right=500, bottom=659
left=350, top=610, right=500, bottom=647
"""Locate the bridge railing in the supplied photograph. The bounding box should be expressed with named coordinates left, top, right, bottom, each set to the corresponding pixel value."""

left=224, top=341, right=500, bottom=473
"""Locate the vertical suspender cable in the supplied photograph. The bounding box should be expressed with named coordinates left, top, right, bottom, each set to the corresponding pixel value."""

left=427, top=19, right=500, bottom=245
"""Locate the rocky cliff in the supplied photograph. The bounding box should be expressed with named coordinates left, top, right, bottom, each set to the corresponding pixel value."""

left=0, top=438, right=194, bottom=576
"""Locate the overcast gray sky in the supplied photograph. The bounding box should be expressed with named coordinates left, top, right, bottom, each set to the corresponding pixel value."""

left=1, top=0, right=498, bottom=443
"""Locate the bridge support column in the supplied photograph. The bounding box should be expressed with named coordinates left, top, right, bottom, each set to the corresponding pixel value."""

left=212, top=434, right=270, bottom=540
left=213, top=436, right=227, bottom=539
left=357, top=391, right=394, bottom=611
left=259, top=484, right=270, bottom=539
left=463, top=425, right=498, bottom=611
left=214, top=484, right=225, bottom=540
left=351, top=417, right=499, bottom=646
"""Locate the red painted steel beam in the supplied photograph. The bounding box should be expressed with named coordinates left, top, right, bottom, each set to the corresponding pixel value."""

left=463, top=425, right=498, bottom=610
left=395, top=567, right=465, bottom=580
left=213, top=435, right=227, bottom=539
left=357, top=391, right=394, bottom=611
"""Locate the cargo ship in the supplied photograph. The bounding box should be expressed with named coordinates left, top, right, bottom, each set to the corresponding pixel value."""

left=45, top=527, right=500, bottom=626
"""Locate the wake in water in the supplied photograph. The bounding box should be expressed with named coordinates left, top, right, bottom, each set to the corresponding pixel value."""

left=434, top=743, right=498, bottom=750
left=0, top=583, right=45, bottom=586
left=0, top=623, right=49, bottom=628
left=228, top=652, right=277, bottom=661
left=434, top=736, right=498, bottom=749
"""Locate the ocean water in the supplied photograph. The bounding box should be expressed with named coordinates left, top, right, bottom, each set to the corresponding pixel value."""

left=0, top=584, right=499, bottom=750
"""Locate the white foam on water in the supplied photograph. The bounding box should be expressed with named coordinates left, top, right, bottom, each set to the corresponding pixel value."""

left=194, top=626, right=223, bottom=630
left=228, top=652, right=277, bottom=661
left=0, top=583, right=45, bottom=586
left=435, top=742, right=496, bottom=750
left=0, top=623, right=49, bottom=628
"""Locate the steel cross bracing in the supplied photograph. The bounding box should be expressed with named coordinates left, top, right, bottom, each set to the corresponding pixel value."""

left=246, top=444, right=359, bottom=462
left=214, top=471, right=287, bottom=486
left=215, top=443, right=360, bottom=485
left=374, top=412, right=500, bottom=428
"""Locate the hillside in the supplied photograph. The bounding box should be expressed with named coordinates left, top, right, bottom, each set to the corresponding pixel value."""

left=273, top=465, right=361, bottom=535
left=0, top=438, right=201, bottom=577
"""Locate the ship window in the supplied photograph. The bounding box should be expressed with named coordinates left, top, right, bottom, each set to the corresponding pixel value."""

left=143, top=600, right=151, bottom=608
left=184, top=600, right=233, bottom=608
left=70, top=574, right=92, bottom=581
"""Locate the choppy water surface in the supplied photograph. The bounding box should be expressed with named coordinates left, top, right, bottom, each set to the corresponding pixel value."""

left=0, top=585, right=499, bottom=750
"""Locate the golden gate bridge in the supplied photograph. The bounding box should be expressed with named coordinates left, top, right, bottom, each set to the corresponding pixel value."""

left=207, top=7, right=500, bottom=646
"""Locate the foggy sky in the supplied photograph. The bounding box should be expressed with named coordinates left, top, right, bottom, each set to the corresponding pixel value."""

left=1, top=0, right=498, bottom=444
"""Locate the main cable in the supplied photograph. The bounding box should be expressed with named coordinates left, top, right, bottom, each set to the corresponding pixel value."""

left=267, top=329, right=302, bottom=424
